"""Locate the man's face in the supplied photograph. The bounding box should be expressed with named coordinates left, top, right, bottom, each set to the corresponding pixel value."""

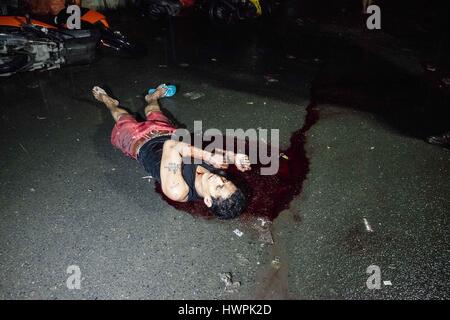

left=202, top=173, right=237, bottom=200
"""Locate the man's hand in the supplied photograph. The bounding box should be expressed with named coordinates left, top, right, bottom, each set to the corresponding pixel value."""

left=234, top=153, right=251, bottom=172
left=212, top=148, right=251, bottom=172
left=206, top=153, right=229, bottom=169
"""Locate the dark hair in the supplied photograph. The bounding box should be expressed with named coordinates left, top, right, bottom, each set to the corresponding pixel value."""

left=210, top=188, right=247, bottom=220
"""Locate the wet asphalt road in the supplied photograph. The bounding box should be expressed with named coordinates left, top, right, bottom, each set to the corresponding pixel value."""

left=0, top=9, right=449, bottom=299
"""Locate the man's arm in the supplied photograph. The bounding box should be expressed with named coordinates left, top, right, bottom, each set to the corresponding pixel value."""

left=171, top=141, right=229, bottom=169
left=212, top=148, right=251, bottom=172
left=159, top=140, right=229, bottom=202
left=176, top=143, right=251, bottom=171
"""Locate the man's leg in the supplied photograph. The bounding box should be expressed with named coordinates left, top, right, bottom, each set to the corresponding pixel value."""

left=92, top=86, right=129, bottom=122
left=144, top=86, right=168, bottom=117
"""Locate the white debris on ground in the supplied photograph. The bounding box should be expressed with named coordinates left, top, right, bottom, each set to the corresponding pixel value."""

left=142, top=176, right=153, bottom=183
left=280, top=153, right=289, bottom=160
left=183, top=92, right=205, bottom=100
left=219, top=272, right=241, bottom=293
left=363, top=218, right=374, bottom=232
left=233, top=229, right=243, bottom=237
left=179, top=63, right=190, bottom=67
left=264, top=75, right=279, bottom=83
left=253, top=218, right=274, bottom=245
left=425, top=64, right=436, bottom=72
left=271, top=257, right=281, bottom=270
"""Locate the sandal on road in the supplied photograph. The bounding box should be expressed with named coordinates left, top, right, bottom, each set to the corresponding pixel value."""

left=147, top=84, right=177, bottom=97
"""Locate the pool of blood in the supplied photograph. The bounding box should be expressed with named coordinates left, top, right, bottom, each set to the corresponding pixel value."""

left=155, top=102, right=320, bottom=222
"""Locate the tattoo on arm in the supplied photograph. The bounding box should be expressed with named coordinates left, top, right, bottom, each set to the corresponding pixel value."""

left=165, top=162, right=182, bottom=174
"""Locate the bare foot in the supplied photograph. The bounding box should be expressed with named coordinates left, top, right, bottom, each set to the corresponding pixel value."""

left=145, top=85, right=168, bottom=103
left=92, top=86, right=119, bottom=109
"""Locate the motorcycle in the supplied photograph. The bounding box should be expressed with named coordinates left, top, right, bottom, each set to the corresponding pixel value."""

left=0, top=15, right=99, bottom=76
left=139, top=0, right=271, bottom=27
left=51, top=5, right=144, bottom=56
left=0, top=5, right=143, bottom=76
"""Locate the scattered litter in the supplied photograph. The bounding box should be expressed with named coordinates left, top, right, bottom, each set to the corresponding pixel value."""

left=253, top=218, right=274, bottom=245
left=246, top=101, right=254, bottom=105
left=179, top=63, right=190, bottom=67
left=363, top=218, right=373, bottom=232
left=425, top=64, right=436, bottom=72
left=327, top=146, right=331, bottom=149
left=296, top=18, right=304, bottom=26
left=26, top=83, right=39, bottom=89
left=211, top=58, right=217, bottom=62
left=219, top=272, right=241, bottom=293
left=88, top=188, right=92, bottom=192
left=111, top=168, right=116, bottom=171
left=314, top=58, right=321, bottom=63
left=383, top=280, right=392, bottom=286
left=271, top=257, right=281, bottom=269
left=280, top=153, right=289, bottom=160
left=76, top=138, right=80, bottom=142
left=442, top=78, right=450, bottom=85
left=142, top=175, right=153, bottom=182
left=183, top=92, right=205, bottom=100
left=36, top=116, right=46, bottom=120
left=158, top=64, right=167, bottom=68
left=30, top=188, right=35, bottom=192
left=264, top=75, right=279, bottom=83
left=257, top=217, right=270, bottom=227
left=263, top=102, right=267, bottom=105
left=370, top=146, right=375, bottom=150
left=66, top=117, right=72, bottom=120
left=286, top=54, right=296, bottom=59
left=233, top=229, right=243, bottom=237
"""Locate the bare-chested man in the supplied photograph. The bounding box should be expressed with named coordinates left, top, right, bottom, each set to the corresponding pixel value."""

left=92, top=85, right=250, bottom=219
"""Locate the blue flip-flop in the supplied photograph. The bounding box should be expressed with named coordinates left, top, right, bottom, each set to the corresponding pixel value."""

left=147, top=84, right=177, bottom=97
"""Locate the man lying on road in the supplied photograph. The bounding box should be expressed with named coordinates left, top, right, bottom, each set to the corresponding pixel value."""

left=92, top=84, right=250, bottom=219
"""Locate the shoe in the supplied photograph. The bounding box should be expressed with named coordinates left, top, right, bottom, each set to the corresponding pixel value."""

left=147, top=84, right=176, bottom=97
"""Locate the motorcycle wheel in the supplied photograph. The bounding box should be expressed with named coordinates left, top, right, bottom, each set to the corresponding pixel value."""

left=0, top=54, right=30, bottom=76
